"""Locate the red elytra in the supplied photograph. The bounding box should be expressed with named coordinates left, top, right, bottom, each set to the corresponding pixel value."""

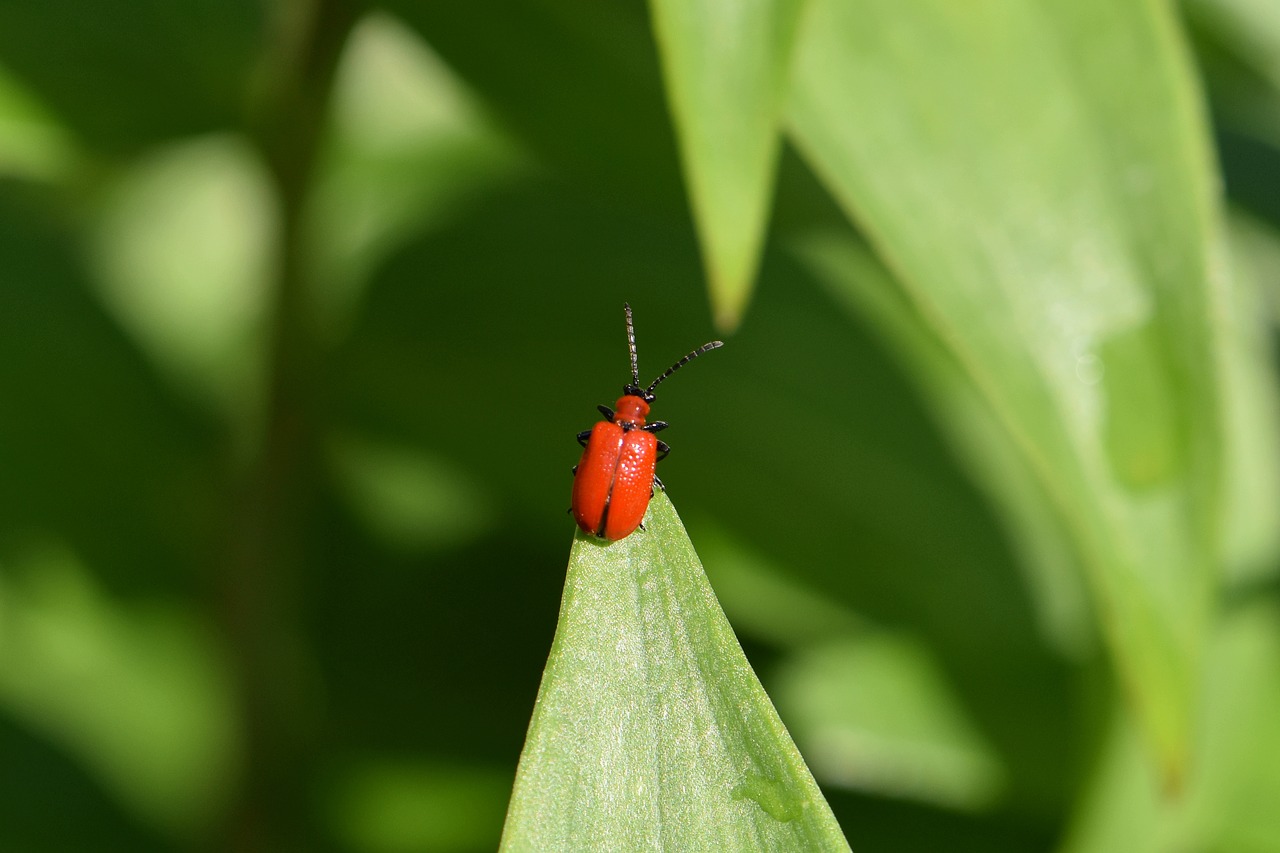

left=571, top=303, right=722, bottom=540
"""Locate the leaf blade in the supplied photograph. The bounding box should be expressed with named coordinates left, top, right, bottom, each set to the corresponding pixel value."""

left=787, top=0, right=1224, bottom=781
left=501, top=492, right=849, bottom=851
left=648, top=0, right=805, bottom=330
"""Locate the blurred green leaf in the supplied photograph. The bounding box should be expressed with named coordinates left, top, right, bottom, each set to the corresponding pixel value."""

left=1229, top=208, right=1280, bottom=319
left=501, top=492, right=849, bottom=851
left=1182, top=0, right=1280, bottom=165
left=648, top=0, right=804, bottom=329
left=1058, top=710, right=1165, bottom=853
left=1187, top=602, right=1280, bottom=849
left=0, top=184, right=216, bottom=592
left=0, top=714, right=170, bottom=852
left=89, top=135, right=274, bottom=428
left=0, top=546, right=237, bottom=834
left=772, top=635, right=1004, bottom=812
left=1184, top=0, right=1280, bottom=91
left=793, top=231, right=1094, bottom=660
left=696, top=520, right=861, bottom=649
left=385, top=0, right=686, bottom=214
left=0, top=64, right=77, bottom=181
left=0, top=0, right=262, bottom=153
left=1064, top=602, right=1280, bottom=852
left=788, top=0, right=1224, bottom=780
left=308, top=12, right=528, bottom=335
left=1217, top=212, right=1280, bottom=582
left=331, top=760, right=510, bottom=853
left=324, top=432, right=493, bottom=553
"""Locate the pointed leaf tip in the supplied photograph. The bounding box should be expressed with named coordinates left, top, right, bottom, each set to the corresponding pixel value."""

left=649, top=0, right=806, bottom=336
left=501, top=492, right=850, bottom=851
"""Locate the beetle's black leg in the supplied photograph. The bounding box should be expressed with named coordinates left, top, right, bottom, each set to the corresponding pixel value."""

left=597, top=405, right=615, bottom=421
left=571, top=464, right=578, bottom=475
left=655, top=439, right=670, bottom=462
left=652, top=473, right=665, bottom=493
left=577, top=430, right=592, bottom=447
left=643, top=421, right=669, bottom=433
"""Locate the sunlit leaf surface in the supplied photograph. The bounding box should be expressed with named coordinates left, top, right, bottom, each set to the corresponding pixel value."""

left=502, top=492, right=849, bottom=851
left=788, top=0, right=1225, bottom=780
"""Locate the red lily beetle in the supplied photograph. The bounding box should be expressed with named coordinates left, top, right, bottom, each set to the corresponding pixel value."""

left=571, top=303, right=722, bottom=540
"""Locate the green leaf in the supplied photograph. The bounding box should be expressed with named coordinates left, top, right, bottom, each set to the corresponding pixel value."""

left=1188, top=601, right=1280, bottom=848
left=772, top=634, right=1005, bottom=812
left=501, top=491, right=849, bottom=851
left=324, top=433, right=493, bottom=553
left=309, top=12, right=527, bottom=333
left=0, top=0, right=262, bottom=153
left=0, top=183, right=214, bottom=591
left=88, top=135, right=273, bottom=425
left=793, top=230, right=1094, bottom=660
left=384, top=0, right=686, bottom=213
left=695, top=520, right=862, bottom=649
left=0, top=547, right=236, bottom=833
left=1058, top=710, right=1166, bottom=853
left=788, top=0, right=1225, bottom=782
left=1217, top=212, right=1280, bottom=582
left=1063, top=602, right=1280, bottom=852
left=1184, top=0, right=1280, bottom=91
left=0, top=65, right=77, bottom=181
left=329, top=760, right=510, bottom=853
left=1230, top=209, right=1280, bottom=323
left=648, top=0, right=804, bottom=330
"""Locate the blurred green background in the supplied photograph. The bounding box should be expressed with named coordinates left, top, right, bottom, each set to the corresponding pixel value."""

left=1, top=0, right=1279, bottom=850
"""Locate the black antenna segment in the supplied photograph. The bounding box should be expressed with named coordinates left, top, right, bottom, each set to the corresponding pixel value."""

left=645, top=340, right=724, bottom=398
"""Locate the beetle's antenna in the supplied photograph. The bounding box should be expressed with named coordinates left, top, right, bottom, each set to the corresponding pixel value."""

left=646, top=340, right=724, bottom=397
left=624, top=303, right=641, bottom=389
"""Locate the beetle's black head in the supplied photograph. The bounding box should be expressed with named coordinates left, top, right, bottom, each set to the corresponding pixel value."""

left=622, top=383, right=656, bottom=403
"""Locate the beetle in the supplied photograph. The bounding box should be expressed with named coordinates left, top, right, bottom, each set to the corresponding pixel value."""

left=571, top=303, right=722, bottom=540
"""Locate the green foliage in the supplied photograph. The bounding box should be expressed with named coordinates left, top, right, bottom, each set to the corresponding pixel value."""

left=787, top=0, right=1223, bottom=783
left=0, top=0, right=1279, bottom=850
left=648, top=0, right=804, bottom=329
left=502, top=493, right=847, bottom=851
